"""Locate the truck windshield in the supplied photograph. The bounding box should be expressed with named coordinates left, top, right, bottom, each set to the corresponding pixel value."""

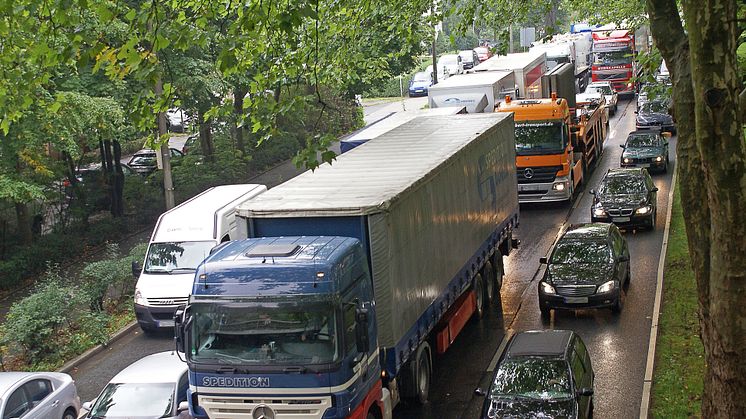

left=144, top=241, right=216, bottom=274
left=189, top=299, right=339, bottom=366
left=515, top=121, right=566, bottom=156
left=593, top=49, right=632, bottom=66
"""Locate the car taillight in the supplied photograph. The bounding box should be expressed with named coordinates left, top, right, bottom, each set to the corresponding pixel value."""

left=63, top=179, right=71, bottom=187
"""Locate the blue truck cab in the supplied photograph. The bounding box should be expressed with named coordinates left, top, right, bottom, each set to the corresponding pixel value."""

left=176, top=236, right=382, bottom=419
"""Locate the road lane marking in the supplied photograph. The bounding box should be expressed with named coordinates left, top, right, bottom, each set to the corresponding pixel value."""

left=487, top=329, right=514, bottom=372
left=639, top=163, right=678, bottom=418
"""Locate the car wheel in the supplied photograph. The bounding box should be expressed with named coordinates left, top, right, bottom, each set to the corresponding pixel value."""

left=63, top=409, right=77, bottom=419
left=649, top=208, right=657, bottom=230
left=473, top=274, right=486, bottom=319
left=540, top=304, right=551, bottom=321
left=589, top=398, right=595, bottom=418
left=612, top=288, right=626, bottom=314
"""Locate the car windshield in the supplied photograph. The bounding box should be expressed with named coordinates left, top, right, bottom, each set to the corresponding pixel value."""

left=626, top=135, right=661, bottom=148
left=587, top=85, right=613, bottom=95
left=89, top=382, right=174, bottom=418
left=413, top=73, right=430, bottom=82
left=128, top=154, right=156, bottom=166
left=515, top=121, right=566, bottom=156
left=598, top=175, right=647, bottom=195
left=593, top=49, right=632, bottom=66
left=640, top=101, right=668, bottom=114
left=459, top=52, right=474, bottom=61
left=189, top=298, right=339, bottom=366
left=551, top=240, right=612, bottom=264
left=490, top=359, right=572, bottom=401
left=144, top=241, right=216, bottom=274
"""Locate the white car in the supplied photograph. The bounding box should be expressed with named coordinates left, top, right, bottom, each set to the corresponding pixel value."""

left=584, top=82, right=618, bottom=115
left=83, top=352, right=190, bottom=419
left=437, top=54, right=464, bottom=79
left=0, top=372, right=81, bottom=419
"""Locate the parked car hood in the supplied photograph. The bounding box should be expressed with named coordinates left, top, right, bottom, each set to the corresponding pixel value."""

left=548, top=263, right=612, bottom=286
left=622, top=148, right=664, bottom=159
left=597, top=193, right=648, bottom=208
left=637, top=112, right=673, bottom=125
left=483, top=398, right=575, bottom=418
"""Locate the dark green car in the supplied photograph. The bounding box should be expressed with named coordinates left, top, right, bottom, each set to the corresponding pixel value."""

left=620, top=130, right=670, bottom=173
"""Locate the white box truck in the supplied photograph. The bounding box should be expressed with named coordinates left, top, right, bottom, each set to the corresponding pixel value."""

left=473, top=51, right=547, bottom=99
left=427, top=71, right=516, bottom=113
left=133, top=184, right=267, bottom=333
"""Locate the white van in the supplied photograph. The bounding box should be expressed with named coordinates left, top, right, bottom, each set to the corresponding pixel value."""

left=133, top=184, right=267, bottom=333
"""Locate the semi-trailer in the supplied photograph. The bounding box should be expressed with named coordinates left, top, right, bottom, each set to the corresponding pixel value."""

left=175, top=113, right=519, bottom=419
left=427, top=71, right=515, bottom=113
left=473, top=51, right=547, bottom=99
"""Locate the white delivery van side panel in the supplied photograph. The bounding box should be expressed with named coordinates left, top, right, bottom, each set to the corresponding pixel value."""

left=369, top=114, right=517, bottom=348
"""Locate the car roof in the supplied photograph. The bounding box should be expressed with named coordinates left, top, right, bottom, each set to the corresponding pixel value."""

left=109, top=351, right=187, bottom=384
left=0, top=372, right=69, bottom=393
left=562, top=223, right=612, bottom=240
left=507, top=330, right=573, bottom=358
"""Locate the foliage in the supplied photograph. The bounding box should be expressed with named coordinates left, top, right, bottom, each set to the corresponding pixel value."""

left=651, top=187, right=704, bottom=417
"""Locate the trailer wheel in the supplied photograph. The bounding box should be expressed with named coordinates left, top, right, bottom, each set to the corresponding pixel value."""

left=482, top=261, right=495, bottom=305
left=493, top=254, right=504, bottom=293
left=414, top=343, right=432, bottom=405
left=473, top=274, right=485, bottom=319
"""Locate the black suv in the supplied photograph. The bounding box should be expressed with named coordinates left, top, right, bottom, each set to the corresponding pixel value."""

left=620, top=130, right=670, bottom=173
left=479, top=330, right=594, bottom=418
left=538, top=223, right=630, bottom=317
left=591, top=168, right=659, bottom=229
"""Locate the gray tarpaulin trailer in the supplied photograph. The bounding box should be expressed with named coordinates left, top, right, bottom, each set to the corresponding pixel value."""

left=473, top=51, right=547, bottom=99
left=427, top=71, right=515, bottom=113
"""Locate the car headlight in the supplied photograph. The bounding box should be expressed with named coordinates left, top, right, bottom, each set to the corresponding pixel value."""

left=636, top=205, right=652, bottom=215
left=655, top=156, right=663, bottom=162
left=134, top=289, right=147, bottom=305
left=552, top=182, right=566, bottom=191
left=593, top=206, right=606, bottom=217
left=597, top=280, right=616, bottom=294
left=623, top=157, right=631, bottom=163
left=540, top=282, right=556, bottom=295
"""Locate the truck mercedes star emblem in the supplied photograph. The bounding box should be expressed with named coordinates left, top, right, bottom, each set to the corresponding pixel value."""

left=524, top=168, right=535, bottom=179
left=252, top=405, right=276, bottom=419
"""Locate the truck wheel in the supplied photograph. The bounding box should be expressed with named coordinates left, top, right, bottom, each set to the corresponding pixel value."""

left=492, top=253, right=504, bottom=294
left=482, top=262, right=495, bottom=305
left=473, top=274, right=485, bottom=319
left=414, top=343, right=432, bottom=405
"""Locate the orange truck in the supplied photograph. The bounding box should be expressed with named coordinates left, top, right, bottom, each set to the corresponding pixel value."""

left=497, top=91, right=607, bottom=203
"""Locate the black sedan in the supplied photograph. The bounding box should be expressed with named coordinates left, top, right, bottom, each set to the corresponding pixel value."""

left=591, top=168, right=658, bottom=229
left=127, top=148, right=184, bottom=175
left=620, top=130, right=670, bottom=173
left=538, top=223, right=631, bottom=317
left=478, top=330, right=594, bottom=418
left=635, top=99, right=675, bottom=134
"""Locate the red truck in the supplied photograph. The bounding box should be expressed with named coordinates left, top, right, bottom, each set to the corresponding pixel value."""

left=591, top=30, right=636, bottom=97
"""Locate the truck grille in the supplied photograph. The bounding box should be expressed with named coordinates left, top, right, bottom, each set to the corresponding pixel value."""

left=516, top=166, right=562, bottom=183
left=198, top=395, right=332, bottom=419
left=556, top=285, right=597, bottom=297
left=146, top=297, right=189, bottom=306
left=606, top=208, right=634, bottom=217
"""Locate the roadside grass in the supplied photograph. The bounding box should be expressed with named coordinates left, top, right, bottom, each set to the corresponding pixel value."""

left=651, top=185, right=704, bottom=417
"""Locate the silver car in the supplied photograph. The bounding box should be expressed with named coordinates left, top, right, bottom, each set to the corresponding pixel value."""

left=0, top=372, right=81, bottom=419
left=83, top=351, right=190, bottom=419
left=585, top=82, right=618, bottom=115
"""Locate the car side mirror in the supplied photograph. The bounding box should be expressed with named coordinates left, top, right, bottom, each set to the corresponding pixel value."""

left=652, top=187, right=659, bottom=192
left=178, top=401, right=189, bottom=412
left=131, top=261, right=142, bottom=278
left=634, top=110, right=639, bottom=114
left=617, top=255, right=630, bottom=262
left=82, top=401, right=94, bottom=411
left=619, top=144, right=625, bottom=148
left=474, top=387, right=487, bottom=397
left=589, top=189, right=596, bottom=195
left=539, top=257, right=548, bottom=264
left=577, top=387, right=594, bottom=397
left=355, top=308, right=370, bottom=354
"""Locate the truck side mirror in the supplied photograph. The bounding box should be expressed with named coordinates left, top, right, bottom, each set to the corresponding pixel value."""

left=174, top=308, right=190, bottom=354
left=355, top=308, right=370, bottom=354
left=131, top=260, right=142, bottom=278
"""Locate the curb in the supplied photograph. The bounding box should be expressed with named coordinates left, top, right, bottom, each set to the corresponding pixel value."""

left=639, top=166, right=678, bottom=418
left=57, top=321, right=140, bottom=374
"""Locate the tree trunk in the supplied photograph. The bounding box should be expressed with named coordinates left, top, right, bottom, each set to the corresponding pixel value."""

left=681, top=0, right=746, bottom=415
left=14, top=202, right=32, bottom=246
left=111, top=140, right=124, bottom=217
left=198, top=110, right=215, bottom=163
left=233, top=87, right=247, bottom=154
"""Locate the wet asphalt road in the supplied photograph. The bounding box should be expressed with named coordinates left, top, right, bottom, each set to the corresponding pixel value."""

left=70, top=98, right=675, bottom=419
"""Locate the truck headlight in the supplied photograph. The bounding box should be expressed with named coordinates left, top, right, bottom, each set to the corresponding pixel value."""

left=655, top=156, right=663, bottom=162
left=540, top=282, right=556, bottom=295
left=134, top=289, right=147, bottom=305
left=636, top=205, right=652, bottom=215
left=552, top=182, right=566, bottom=191
left=597, top=280, right=616, bottom=294
left=593, top=207, right=606, bottom=217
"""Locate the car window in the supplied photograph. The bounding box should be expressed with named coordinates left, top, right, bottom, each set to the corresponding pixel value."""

left=23, top=379, right=52, bottom=408
left=571, top=350, right=586, bottom=385
left=3, top=387, right=30, bottom=419
left=551, top=240, right=612, bottom=264
left=129, top=154, right=156, bottom=166
left=490, top=358, right=572, bottom=401
left=574, top=337, right=590, bottom=369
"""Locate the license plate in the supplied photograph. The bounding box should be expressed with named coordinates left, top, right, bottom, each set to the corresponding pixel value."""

left=612, top=217, right=631, bottom=222
left=640, top=163, right=651, bottom=168
left=564, top=297, right=589, bottom=304
left=157, top=320, right=175, bottom=328
left=519, top=184, right=542, bottom=192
